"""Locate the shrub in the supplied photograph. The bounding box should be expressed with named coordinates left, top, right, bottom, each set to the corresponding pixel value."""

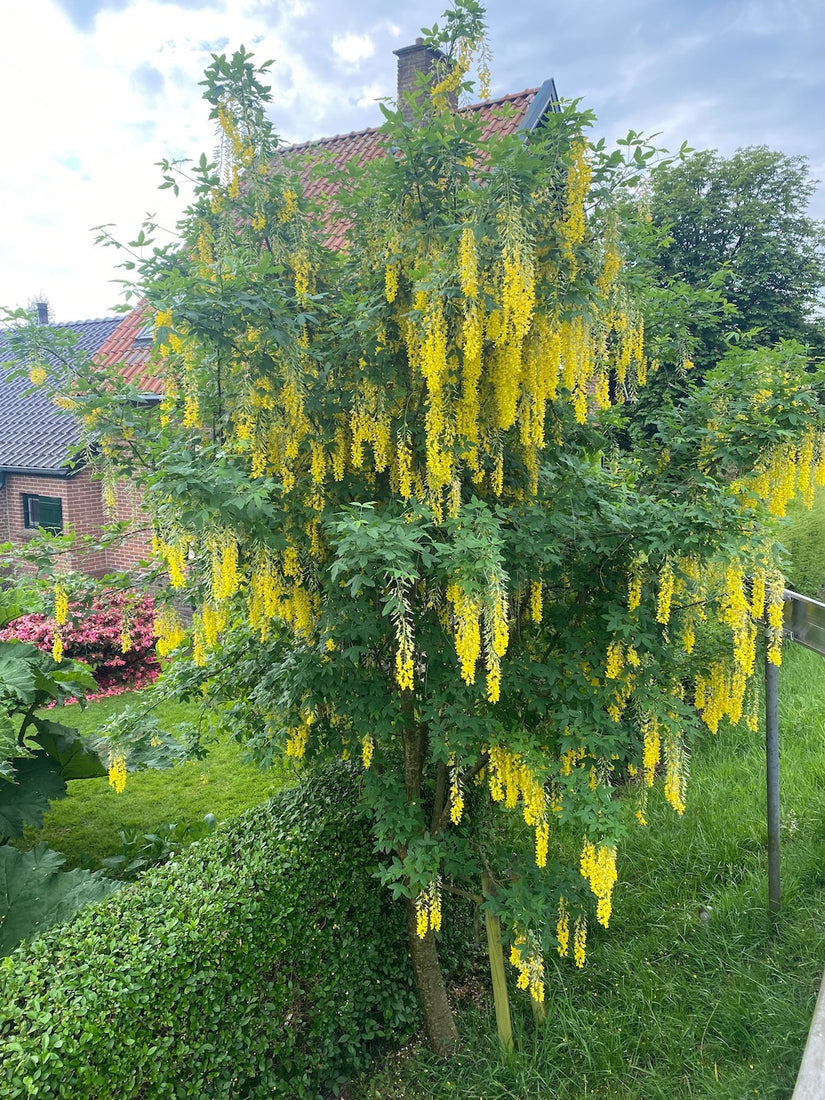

left=0, top=764, right=419, bottom=1099
left=0, top=590, right=159, bottom=694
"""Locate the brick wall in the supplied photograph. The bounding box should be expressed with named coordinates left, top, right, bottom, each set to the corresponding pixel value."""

left=0, top=469, right=153, bottom=578
left=103, top=478, right=154, bottom=574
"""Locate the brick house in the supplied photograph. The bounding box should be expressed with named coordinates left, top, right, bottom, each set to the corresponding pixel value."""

left=0, top=308, right=159, bottom=576
left=1, top=45, right=560, bottom=578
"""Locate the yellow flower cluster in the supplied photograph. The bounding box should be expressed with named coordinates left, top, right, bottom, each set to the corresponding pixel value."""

left=765, top=569, right=785, bottom=666
left=54, top=583, right=68, bottom=626
left=446, top=584, right=482, bottom=684
left=656, top=560, right=675, bottom=624
left=529, top=580, right=543, bottom=624
left=484, top=581, right=509, bottom=703
left=108, top=753, right=127, bottom=794
left=663, top=728, right=687, bottom=815
left=157, top=538, right=188, bottom=589
left=580, top=839, right=618, bottom=927
left=154, top=605, right=185, bottom=658
left=448, top=753, right=464, bottom=825
left=556, top=896, right=570, bottom=956
left=208, top=529, right=240, bottom=602
left=285, top=712, right=314, bottom=759
left=393, top=589, right=415, bottom=692
left=605, top=639, right=624, bottom=680
left=384, top=261, right=399, bottom=304
left=573, top=915, right=587, bottom=968
left=641, top=713, right=660, bottom=788
left=488, top=744, right=548, bottom=865
left=751, top=430, right=825, bottom=517
left=415, top=881, right=442, bottom=938
left=627, top=567, right=642, bottom=613
left=559, top=140, right=591, bottom=277
left=361, top=734, right=374, bottom=770
left=51, top=632, right=63, bottom=664
left=510, top=927, right=545, bottom=1003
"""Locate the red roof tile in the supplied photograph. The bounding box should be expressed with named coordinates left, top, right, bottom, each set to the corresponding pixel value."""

left=101, top=86, right=551, bottom=383
left=94, top=303, right=161, bottom=392
left=282, top=89, right=540, bottom=250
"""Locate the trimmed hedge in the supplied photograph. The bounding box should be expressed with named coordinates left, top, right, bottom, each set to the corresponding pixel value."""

left=0, top=765, right=418, bottom=1099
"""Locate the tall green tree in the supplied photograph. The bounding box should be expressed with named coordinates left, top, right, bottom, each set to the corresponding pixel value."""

left=647, top=146, right=825, bottom=371
left=41, top=3, right=825, bottom=1054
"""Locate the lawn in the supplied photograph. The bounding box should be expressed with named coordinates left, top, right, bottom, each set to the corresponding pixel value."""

left=20, top=690, right=291, bottom=868
left=15, top=644, right=825, bottom=1099
left=354, top=642, right=825, bottom=1099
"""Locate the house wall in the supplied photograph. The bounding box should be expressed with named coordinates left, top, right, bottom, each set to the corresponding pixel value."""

left=103, top=478, right=154, bottom=574
left=0, top=469, right=152, bottom=578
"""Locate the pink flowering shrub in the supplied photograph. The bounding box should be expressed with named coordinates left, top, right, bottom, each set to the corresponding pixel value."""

left=0, top=590, right=160, bottom=696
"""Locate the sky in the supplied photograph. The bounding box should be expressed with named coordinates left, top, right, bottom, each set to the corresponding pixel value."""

left=1, top=0, right=823, bottom=322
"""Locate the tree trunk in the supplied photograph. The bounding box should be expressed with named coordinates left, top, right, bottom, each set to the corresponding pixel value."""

left=401, top=717, right=458, bottom=1056
left=405, top=896, right=459, bottom=1056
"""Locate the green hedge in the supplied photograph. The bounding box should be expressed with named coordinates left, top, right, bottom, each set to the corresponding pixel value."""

left=0, top=765, right=418, bottom=1099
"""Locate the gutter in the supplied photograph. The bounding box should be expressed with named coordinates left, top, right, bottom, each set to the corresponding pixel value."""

left=0, top=466, right=72, bottom=479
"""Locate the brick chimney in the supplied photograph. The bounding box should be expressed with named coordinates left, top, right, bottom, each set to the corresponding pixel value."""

left=393, top=37, right=456, bottom=121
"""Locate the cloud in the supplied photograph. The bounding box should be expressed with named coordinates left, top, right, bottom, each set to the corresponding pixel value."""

left=130, top=61, right=165, bottom=102
left=332, top=33, right=375, bottom=66
left=51, top=0, right=129, bottom=33
left=2, top=0, right=823, bottom=320
left=53, top=0, right=223, bottom=33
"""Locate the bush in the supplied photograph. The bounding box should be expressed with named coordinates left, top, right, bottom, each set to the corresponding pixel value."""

left=0, top=765, right=419, bottom=1099
left=0, top=590, right=158, bottom=695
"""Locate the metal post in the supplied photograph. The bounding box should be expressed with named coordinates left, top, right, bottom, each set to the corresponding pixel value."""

left=765, top=653, right=781, bottom=917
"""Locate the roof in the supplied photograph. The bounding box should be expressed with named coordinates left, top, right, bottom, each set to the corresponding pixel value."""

left=285, top=84, right=557, bottom=250
left=45, top=79, right=561, bottom=405
left=93, top=303, right=162, bottom=393
left=0, top=317, right=121, bottom=473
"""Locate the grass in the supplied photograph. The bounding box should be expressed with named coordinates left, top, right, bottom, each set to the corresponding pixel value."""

left=20, top=690, right=290, bottom=868
left=354, top=643, right=825, bottom=1099
left=15, top=646, right=825, bottom=1097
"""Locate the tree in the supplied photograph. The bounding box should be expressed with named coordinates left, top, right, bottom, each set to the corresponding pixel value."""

left=646, top=146, right=825, bottom=372
left=41, top=3, right=825, bottom=1055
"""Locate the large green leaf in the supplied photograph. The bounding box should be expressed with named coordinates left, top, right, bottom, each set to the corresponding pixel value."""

left=0, top=641, right=37, bottom=704
left=31, top=719, right=107, bottom=781
left=0, top=753, right=66, bottom=839
left=32, top=659, right=98, bottom=706
left=0, top=843, right=119, bottom=955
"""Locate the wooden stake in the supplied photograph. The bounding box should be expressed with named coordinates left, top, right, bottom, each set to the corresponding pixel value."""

left=482, top=870, right=514, bottom=1052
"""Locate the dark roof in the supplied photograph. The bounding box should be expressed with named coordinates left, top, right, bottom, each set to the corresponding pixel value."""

left=0, top=317, right=121, bottom=473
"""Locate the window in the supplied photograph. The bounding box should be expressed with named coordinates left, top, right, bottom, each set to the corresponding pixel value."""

left=22, top=494, right=63, bottom=533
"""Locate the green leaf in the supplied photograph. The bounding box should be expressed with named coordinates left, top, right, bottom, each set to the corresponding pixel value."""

left=0, top=843, right=119, bottom=955
left=0, top=641, right=37, bottom=703
left=31, top=719, right=107, bottom=781
left=0, top=753, right=66, bottom=839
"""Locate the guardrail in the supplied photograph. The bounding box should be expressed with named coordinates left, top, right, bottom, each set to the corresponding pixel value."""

left=779, top=591, right=825, bottom=1098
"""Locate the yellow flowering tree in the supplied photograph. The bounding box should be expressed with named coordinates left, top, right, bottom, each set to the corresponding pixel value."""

left=70, top=3, right=824, bottom=1054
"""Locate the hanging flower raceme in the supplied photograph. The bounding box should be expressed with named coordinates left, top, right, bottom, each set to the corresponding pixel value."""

left=580, top=839, right=618, bottom=928
left=415, top=881, right=442, bottom=939
left=509, top=926, right=545, bottom=1003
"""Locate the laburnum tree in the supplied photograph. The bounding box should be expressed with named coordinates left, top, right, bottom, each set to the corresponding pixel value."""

left=48, top=2, right=824, bottom=1054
